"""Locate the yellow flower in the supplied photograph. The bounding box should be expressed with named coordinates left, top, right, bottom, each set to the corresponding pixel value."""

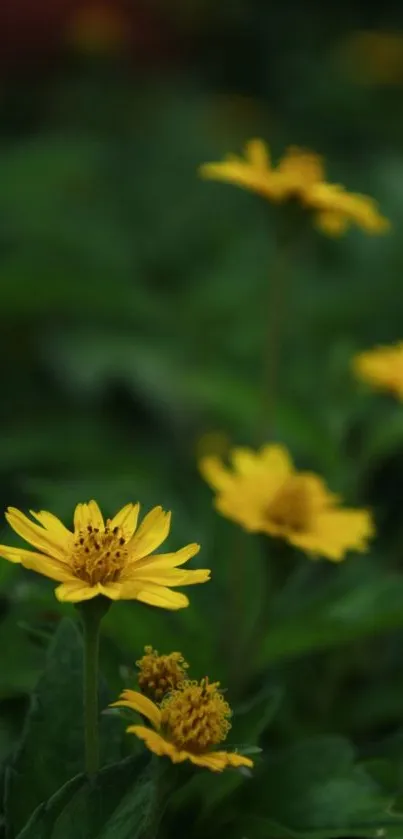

left=199, top=139, right=389, bottom=236
left=200, top=444, right=374, bottom=561
left=338, top=30, right=403, bottom=87
left=111, top=678, right=253, bottom=773
left=352, top=342, right=403, bottom=399
left=0, top=501, right=210, bottom=607
left=136, top=645, right=189, bottom=702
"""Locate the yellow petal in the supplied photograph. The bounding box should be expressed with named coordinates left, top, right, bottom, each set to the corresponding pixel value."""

left=215, top=494, right=266, bottom=531
left=74, top=503, right=89, bottom=531
left=29, top=510, right=73, bottom=544
left=216, top=751, right=254, bottom=769
left=98, top=582, right=123, bottom=600
left=5, top=508, right=67, bottom=559
left=73, top=501, right=104, bottom=532
left=20, top=552, right=73, bottom=582
left=289, top=508, right=374, bottom=561
left=111, top=690, right=161, bottom=729
left=245, top=138, right=271, bottom=169
left=108, top=503, right=140, bottom=539
left=260, top=444, right=294, bottom=478
left=119, top=582, right=189, bottom=610
left=230, top=447, right=264, bottom=475
left=0, top=544, right=24, bottom=563
left=54, top=580, right=101, bottom=602
left=131, top=568, right=210, bottom=587
left=128, top=507, right=171, bottom=559
left=187, top=751, right=228, bottom=771
left=199, top=456, right=233, bottom=491
left=126, top=725, right=181, bottom=760
left=88, top=500, right=104, bottom=529
left=127, top=543, right=200, bottom=572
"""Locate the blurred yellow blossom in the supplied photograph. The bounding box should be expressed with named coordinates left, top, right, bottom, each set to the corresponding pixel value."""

left=111, top=678, right=253, bottom=772
left=199, top=139, right=389, bottom=236
left=353, top=342, right=403, bottom=399
left=136, top=645, right=189, bottom=702
left=0, top=501, right=209, bottom=607
left=200, top=444, right=374, bottom=561
left=337, top=30, right=403, bottom=86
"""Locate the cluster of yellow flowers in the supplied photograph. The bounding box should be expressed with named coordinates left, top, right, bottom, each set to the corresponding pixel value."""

left=0, top=137, right=399, bottom=779
left=111, top=647, right=253, bottom=772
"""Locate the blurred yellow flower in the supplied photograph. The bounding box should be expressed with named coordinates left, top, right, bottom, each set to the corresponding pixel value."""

left=111, top=678, right=253, bottom=773
left=136, top=645, right=189, bottom=702
left=200, top=444, right=374, bottom=561
left=199, top=139, right=389, bottom=236
left=0, top=501, right=209, bottom=607
left=337, top=30, right=403, bottom=87
left=353, top=342, right=403, bottom=399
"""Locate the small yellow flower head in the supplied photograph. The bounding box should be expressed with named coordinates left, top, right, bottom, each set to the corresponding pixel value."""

left=111, top=679, right=253, bottom=773
left=160, top=678, right=232, bottom=752
left=200, top=444, right=374, bottom=562
left=199, top=138, right=390, bottom=236
left=0, top=501, right=210, bottom=607
left=353, top=342, right=403, bottom=399
left=136, top=646, right=189, bottom=702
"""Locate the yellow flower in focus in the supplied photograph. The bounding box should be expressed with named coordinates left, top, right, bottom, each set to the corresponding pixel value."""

left=199, top=139, right=389, bottom=236
left=136, top=645, right=189, bottom=702
left=111, top=678, right=253, bottom=773
left=200, top=445, right=374, bottom=561
left=353, top=342, right=403, bottom=399
left=0, top=502, right=210, bottom=607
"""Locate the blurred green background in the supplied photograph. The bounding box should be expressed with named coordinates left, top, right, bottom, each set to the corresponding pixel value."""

left=3, top=1, right=403, bottom=836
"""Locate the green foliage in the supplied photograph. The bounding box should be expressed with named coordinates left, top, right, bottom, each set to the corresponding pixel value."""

left=1, top=2, right=403, bottom=837
left=16, top=757, right=153, bottom=839
left=4, top=619, right=122, bottom=836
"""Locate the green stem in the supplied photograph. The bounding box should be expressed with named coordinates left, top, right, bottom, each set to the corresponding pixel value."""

left=261, top=229, right=289, bottom=439
left=260, top=208, right=307, bottom=441
left=77, top=597, right=110, bottom=776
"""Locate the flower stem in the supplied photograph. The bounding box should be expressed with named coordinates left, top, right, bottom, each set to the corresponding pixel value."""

left=77, top=597, right=110, bottom=776
left=260, top=209, right=307, bottom=439
left=261, top=238, right=287, bottom=437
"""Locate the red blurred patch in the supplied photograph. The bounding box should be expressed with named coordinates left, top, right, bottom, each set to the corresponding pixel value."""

left=0, top=0, right=179, bottom=73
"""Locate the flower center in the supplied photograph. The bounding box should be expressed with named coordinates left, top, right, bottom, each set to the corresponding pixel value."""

left=267, top=476, right=313, bottom=533
left=72, top=523, right=128, bottom=585
left=136, top=646, right=189, bottom=703
left=161, top=678, right=232, bottom=754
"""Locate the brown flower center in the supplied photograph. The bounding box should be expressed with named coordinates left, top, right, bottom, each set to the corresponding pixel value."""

left=161, top=678, right=231, bottom=754
left=72, top=523, right=128, bottom=585
left=267, top=476, right=313, bottom=533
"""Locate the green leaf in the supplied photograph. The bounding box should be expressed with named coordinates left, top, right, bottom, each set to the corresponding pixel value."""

left=258, top=566, right=403, bottom=666
left=237, top=736, right=402, bottom=835
left=16, top=756, right=154, bottom=839
left=5, top=619, right=122, bottom=836
left=232, top=814, right=401, bottom=839
left=16, top=775, right=85, bottom=839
